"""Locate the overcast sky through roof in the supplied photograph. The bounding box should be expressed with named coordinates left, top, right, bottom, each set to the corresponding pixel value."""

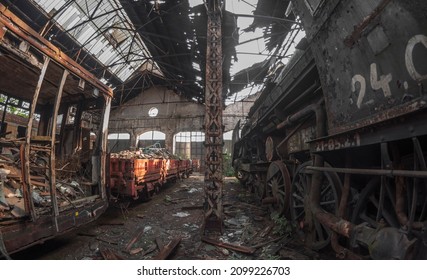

left=188, top=0, right=268, bottom=104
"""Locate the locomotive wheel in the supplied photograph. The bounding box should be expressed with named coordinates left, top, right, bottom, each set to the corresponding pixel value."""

left=266, top=161, right=291, bottom=217
left=351, top=177, right=400, bottom=229
left=352, top=167, right=427, bottom=231
left=290, top=161, right=342, bottom=250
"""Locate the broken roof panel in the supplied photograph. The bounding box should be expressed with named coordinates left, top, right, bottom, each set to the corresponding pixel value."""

left=32, top=0, right=162, bottom=82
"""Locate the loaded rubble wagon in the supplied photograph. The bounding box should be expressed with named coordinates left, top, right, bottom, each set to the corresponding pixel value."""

left=109, top=148, right=183, bottom=200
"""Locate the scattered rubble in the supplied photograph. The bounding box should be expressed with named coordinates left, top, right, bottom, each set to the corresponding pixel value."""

left=11, top=174, right=334, bottom=260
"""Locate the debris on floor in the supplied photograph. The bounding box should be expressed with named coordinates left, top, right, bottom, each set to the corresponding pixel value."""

left=11, top=174, right=333, bottom=260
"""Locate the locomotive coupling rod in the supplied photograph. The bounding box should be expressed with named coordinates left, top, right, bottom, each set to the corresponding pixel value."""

left=306, top=166, right=427, bottom=178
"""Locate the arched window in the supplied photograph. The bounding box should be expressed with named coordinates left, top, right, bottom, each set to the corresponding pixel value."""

left=138, top=130, right=165, bottom=148
left=174, top=131, right=204, bottom=165
left=108, top=133, right=130, bottom=153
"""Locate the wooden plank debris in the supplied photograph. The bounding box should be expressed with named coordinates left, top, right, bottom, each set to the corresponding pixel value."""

left=96, top=237, right=119, bottom=245
left=124, top=229, right=144, bottom=252
left=201, top=237, right=256, bottom=254
left=153, top=237, right=182, bottom=260
left=129, top=248, right=144, bottom=255
left=100, top=248, right=124, bottom=260
left=259, top=223, right=274, bottom=238
left=141, top=244, right=157, bottom=257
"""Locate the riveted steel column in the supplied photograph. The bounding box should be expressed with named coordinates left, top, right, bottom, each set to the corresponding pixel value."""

left=203, top=0, right=224, bottom=233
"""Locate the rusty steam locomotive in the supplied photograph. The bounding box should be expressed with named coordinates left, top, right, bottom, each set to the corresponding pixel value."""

left=232, top=0, right=427, bottom=259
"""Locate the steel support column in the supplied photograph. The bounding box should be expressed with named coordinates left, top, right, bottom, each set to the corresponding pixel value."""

left=203, top=0, right=224, bottom=233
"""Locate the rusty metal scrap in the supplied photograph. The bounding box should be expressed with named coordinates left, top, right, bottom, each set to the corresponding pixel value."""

left=110, top=148, right=179, bottom=160
left=0, top=142, right=93, bottom=220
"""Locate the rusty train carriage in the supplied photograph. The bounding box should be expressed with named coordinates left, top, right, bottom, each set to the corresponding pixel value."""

left=0, top=5, right=113, bottom=256
left=232, top=0, right=427, bottom=259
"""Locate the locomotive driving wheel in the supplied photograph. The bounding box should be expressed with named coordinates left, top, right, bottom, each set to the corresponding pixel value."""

left=265, top=161, right=291, bottom=217
left=290, top=161, right=342, bottom=250
left=351, top=153, right=427, bottom=258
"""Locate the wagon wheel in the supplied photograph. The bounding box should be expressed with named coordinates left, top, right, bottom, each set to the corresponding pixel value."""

left=290, top=161, right=342, bottom=250
left=265, top=161, right=291, bottom=217
left=139, top=183, right=151, bottom=202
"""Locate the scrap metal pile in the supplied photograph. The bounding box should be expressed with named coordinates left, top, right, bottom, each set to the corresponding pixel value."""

left=0, top=140, right=94, bottom=220
left=110, top=148, right=180, bottom=160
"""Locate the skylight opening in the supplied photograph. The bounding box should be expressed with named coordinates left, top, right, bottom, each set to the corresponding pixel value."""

left=33, top=0, right=162, bottom=82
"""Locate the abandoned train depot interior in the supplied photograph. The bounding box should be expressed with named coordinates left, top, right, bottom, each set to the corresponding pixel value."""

left=0, top=0, right=427, bottom=262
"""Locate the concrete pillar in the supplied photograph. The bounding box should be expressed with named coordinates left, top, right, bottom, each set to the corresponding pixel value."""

left=129, top=129, right=137, bottom=151
left=164, top=130, right=174, bottom=152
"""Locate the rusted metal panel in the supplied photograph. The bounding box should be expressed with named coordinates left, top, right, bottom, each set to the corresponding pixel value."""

left=306, top=0, right=427, bottom=134
left=1, top=200, right=108, bottom=254
left=311, top=108, right=427, bottom=153
left=287, top=125, right=316, bottom=154
left=0, top=4, right=112, bottom=98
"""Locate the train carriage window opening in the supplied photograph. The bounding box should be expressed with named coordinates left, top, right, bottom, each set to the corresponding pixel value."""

left=0, top=93, right=32, bottom=139
left=66, top=105, right=77, bottom=125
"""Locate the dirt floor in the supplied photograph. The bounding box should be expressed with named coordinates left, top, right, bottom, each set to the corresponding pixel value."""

left=12, top=173, right=334, bottom=260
